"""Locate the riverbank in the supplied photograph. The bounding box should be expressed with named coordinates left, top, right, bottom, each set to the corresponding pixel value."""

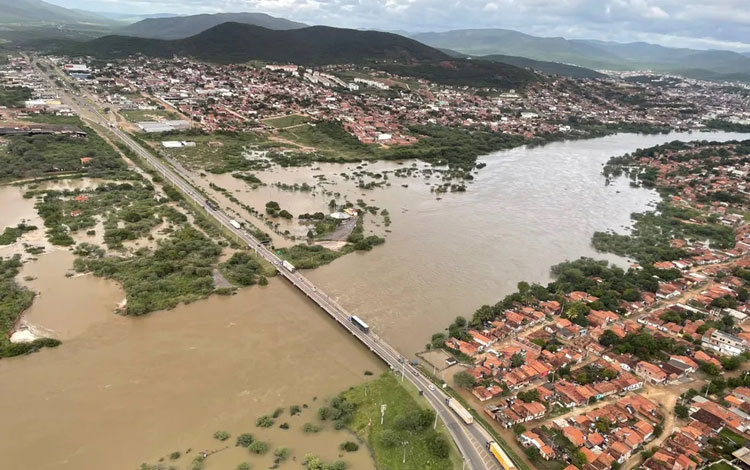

left=427, top=135, right=750, bottom=469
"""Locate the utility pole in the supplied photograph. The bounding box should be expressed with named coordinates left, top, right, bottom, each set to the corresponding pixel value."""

left=434, top=410, right=438, bottom=430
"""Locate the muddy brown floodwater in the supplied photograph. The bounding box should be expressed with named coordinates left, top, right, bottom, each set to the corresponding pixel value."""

left=242, top=131, right=750, bottom=355
left=1, top=131, right=748, bottom=469
left=0, top=259, right=381, bottom=469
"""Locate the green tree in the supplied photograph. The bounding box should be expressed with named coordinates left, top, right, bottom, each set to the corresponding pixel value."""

left=675, top=404, right=689, bottom=419
left=599, top=330, right=620, bottom=347
left=380, top=429, right=400, bottom=447
left=454, top=371, right=476, bottom=389
left=426, top=431, right=450, bottom=458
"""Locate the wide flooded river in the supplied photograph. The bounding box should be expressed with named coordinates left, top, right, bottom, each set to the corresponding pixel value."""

left=0, top=131, right=747, bottom=469
left=229, top=131, right=750, bottom=355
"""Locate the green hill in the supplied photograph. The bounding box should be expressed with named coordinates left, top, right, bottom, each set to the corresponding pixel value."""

left=412, top=29, right=621, bottom=69
left=118, top=12, right=307, bottom=39
left=0, top=0, right=111, bottom=25
left=413, top=29, right=750, bottom=82
left=61, top=22, right=450, bottom=64
left=379, top=59, right=541, bottom=89
left=476, top=54, right=604, bottom=79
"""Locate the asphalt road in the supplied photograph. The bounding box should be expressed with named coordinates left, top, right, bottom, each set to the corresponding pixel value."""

left=36, top=56, right=508, bottom=470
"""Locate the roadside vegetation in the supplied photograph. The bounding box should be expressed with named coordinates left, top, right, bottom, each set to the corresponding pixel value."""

left=0, top=117, right=129, bottom=182
left=220, top=251, right=267, bottom=287
left=337, top=372, right=458, bottom=470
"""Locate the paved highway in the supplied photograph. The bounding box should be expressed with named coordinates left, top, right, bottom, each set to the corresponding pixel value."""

left=36, top=56, right=509, bottom=470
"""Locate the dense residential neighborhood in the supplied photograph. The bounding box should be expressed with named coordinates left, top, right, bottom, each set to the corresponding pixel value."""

left=4, top=54, right=750, bottom=152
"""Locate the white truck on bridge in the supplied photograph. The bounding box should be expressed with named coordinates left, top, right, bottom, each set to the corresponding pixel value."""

left=229, top=219, right=242, bottom=229
left=446, top=398, right=474, bottom=425
left=281, top=260, right=296, bottom=273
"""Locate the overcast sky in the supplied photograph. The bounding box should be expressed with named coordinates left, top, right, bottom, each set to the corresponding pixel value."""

left=50, top=0, right=750, bottom=52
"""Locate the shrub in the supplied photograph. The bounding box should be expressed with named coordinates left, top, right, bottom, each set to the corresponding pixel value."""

left=380, top=429, right=400, bottom=447
left=274, top=447, right=290, bottom=462
left=213, top=430, right=230, bottom=441
left=236, top=463, right=251, bottom=470
left=235, top=433, right=254, bottom=447
left=303, top=422, right=321, bottom=433
left=340, top=441, right=359, bottom=452
left=248, top=441, right=269, bottom=455
left=191, top=455, right=205, bottom=470
left=318, top=406, right=332, bottom=420
left=169, top=451, right=181, bottom=460
left=289, top=405, right=301, bottom=415
left=256, top=415, right=274, bottom=427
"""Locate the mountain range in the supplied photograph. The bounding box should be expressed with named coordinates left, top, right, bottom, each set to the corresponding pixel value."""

left=0, top=0, right=110, bottom=24
left=58, top=22, right=540, bottom=90
left=64, top=22, right=448, bottom=65
left=4, top=0, right=750, bottom=84
left=117, top=12, right=308, bottom=39
left=440, top=49, right=604, bottom=79
left=411, top=29, right=750, bottom=82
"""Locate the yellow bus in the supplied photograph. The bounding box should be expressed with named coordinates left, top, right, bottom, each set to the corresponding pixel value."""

left=487, top=441, right=518, bottom=470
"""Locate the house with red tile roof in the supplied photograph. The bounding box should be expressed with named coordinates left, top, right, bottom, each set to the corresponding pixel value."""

left=636, top=361, right=667, bottom=384
left=562, top=426, right=585, bottom=447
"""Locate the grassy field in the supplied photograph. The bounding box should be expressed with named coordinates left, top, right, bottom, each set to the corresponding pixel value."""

left=153, top=130, right=280, bottom=172
left=120, top=109, right=179, bottom=122
left=720, top=428, right=747, bottom=447
left=263, top=114, right=310, bottom=129
left=277, top=121, right=376, bottom=161
left=341, top=372, right=461, bottom=470
left=707, top=462, right=735, bottom=470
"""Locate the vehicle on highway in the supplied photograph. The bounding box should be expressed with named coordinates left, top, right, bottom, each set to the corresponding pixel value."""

left=229, top=219, right=242, bottom=229
left=446, top=398, right=474, bottom=425
left=281, top=260, right=296, bottom=273
left=428, top=384, right=435, bottom=391
left=487, top=441, right=518, bottom=470
left=348, top=315, right=370, bottom=333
